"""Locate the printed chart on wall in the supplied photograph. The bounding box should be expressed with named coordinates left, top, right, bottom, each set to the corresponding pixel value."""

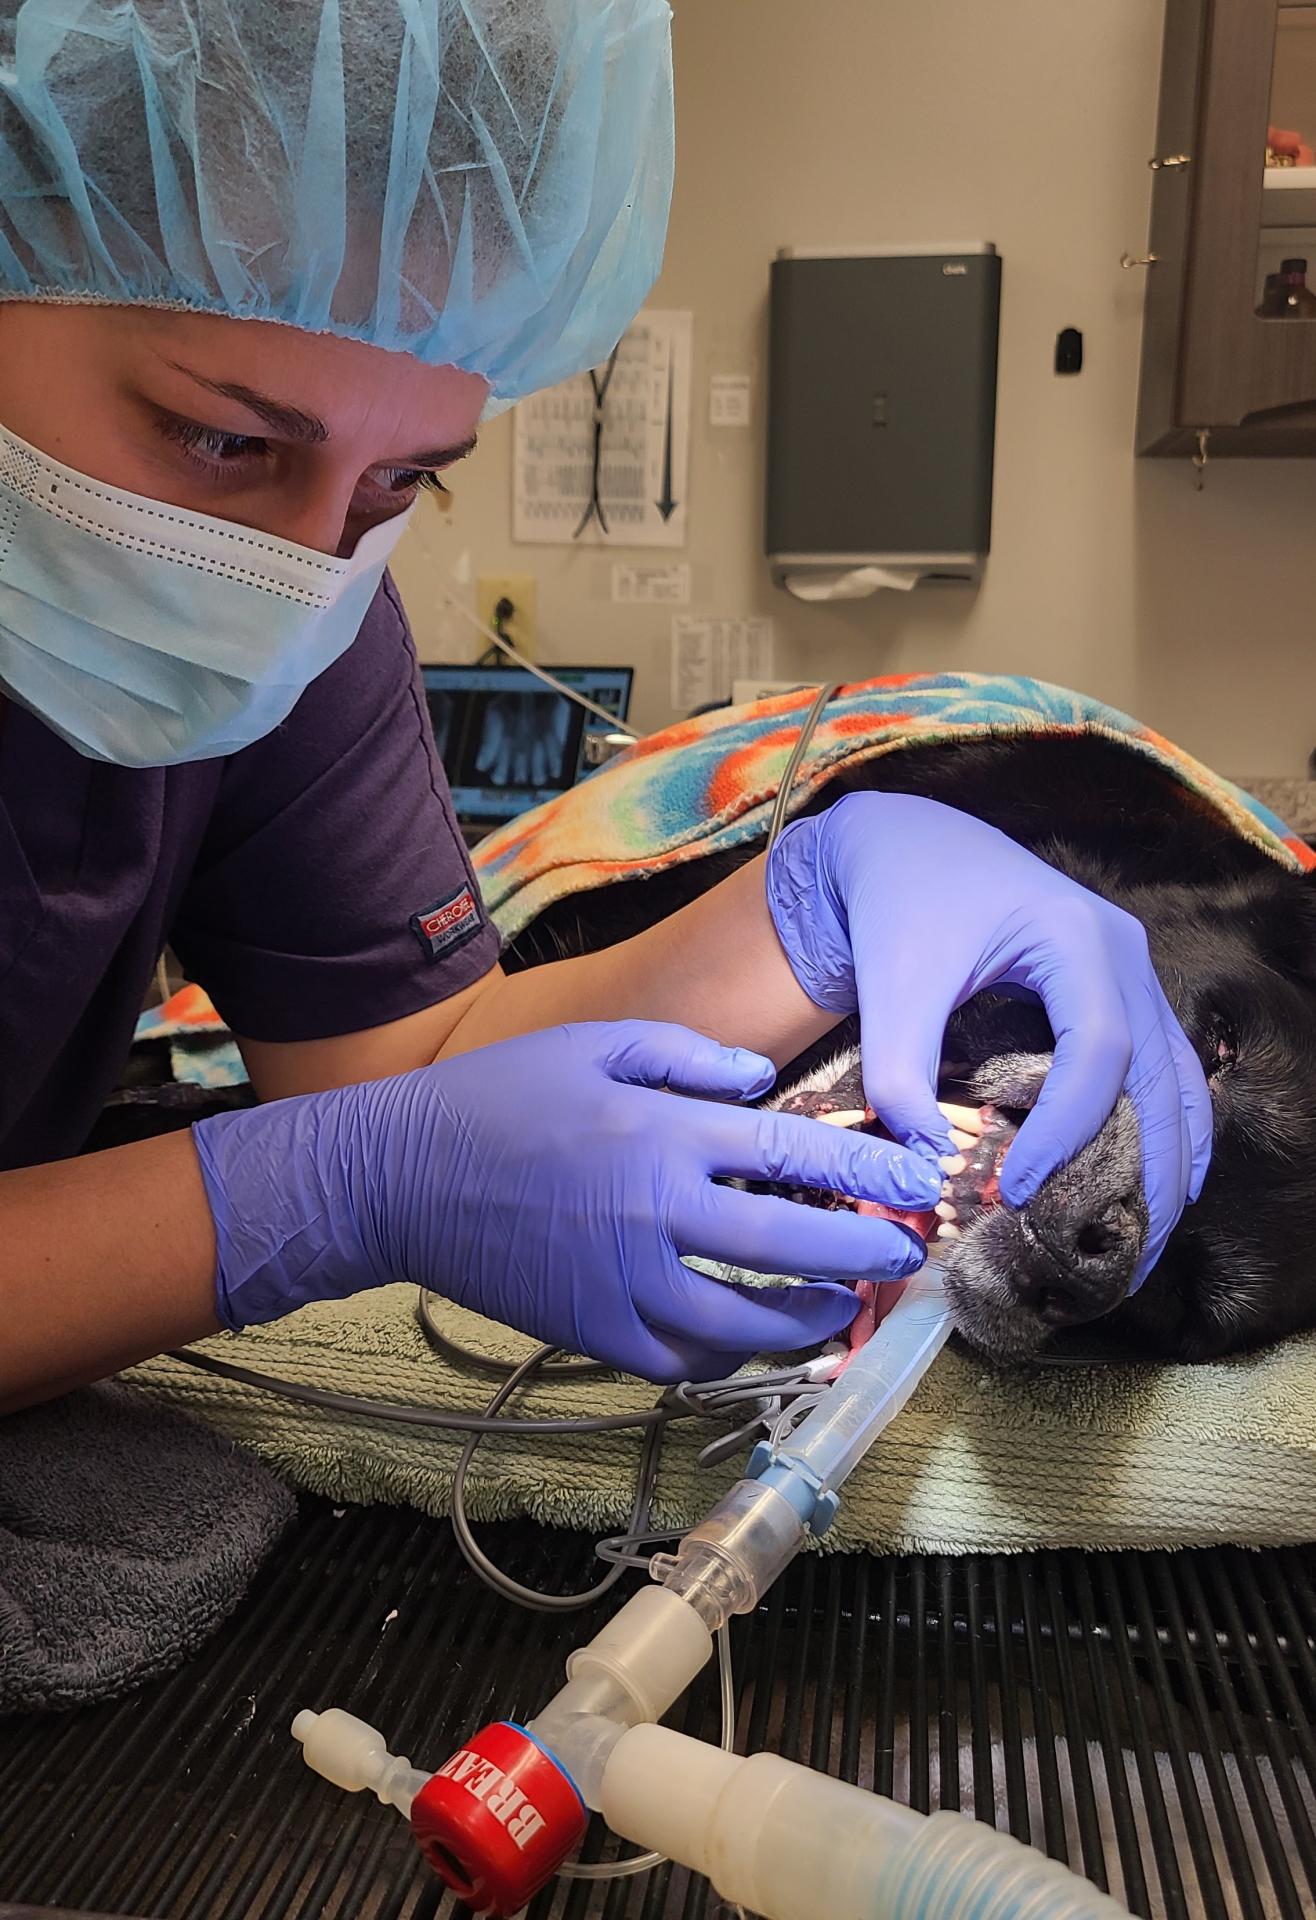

left=671, top=618, right=775, bottom=713
left=512, top=311, right=692, bottom=548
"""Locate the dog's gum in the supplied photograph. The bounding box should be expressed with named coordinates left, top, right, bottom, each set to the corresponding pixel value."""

left=772, top=1093, right=1019, bottom=1357
left=852, top=1104, right=1019, bottom=1350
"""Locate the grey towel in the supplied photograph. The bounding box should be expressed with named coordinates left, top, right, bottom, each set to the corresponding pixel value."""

left=0, top=1383, right=295, bottom=1712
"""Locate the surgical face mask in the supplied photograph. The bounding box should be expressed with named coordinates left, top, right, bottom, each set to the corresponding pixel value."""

left=0, top=422, right=414, bottom=767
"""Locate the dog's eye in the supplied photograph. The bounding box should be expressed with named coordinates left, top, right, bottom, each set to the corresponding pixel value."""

left=1206, top=1013, right=1239, bottom=1077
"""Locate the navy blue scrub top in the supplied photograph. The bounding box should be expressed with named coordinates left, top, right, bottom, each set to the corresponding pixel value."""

left=0, top=575, right=498, bottom=1169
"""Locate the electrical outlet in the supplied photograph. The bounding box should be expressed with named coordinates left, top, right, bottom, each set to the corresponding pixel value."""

left=476, top=574, right=538, bottom=659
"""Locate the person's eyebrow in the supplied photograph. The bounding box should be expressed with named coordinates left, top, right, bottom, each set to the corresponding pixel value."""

left=397, top=435, right=479, bottom=468
left=165, top=364, right=330, bottom=443
left=165, top=361, right=478, bottom=467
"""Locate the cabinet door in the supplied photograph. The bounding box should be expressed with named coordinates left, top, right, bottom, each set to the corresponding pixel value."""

left=1137, top=0, right=1211, bottom=454
left=1175, top=0, right=1314, bottom=439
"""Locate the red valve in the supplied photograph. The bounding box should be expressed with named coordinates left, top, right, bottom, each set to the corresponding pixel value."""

left=410, top=1721, right=588, bottom=1917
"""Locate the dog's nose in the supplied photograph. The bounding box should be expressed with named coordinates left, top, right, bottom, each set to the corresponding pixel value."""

left=1014, top=1200, right=1142, bottom=1327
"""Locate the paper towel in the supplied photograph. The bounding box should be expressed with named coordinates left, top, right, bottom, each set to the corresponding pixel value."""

left=782, top=564, right=923, bottom=601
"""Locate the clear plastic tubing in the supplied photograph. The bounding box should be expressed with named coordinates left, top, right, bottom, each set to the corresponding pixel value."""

left=773, top=1262, right=952, bottom=1491
left=655, top=1264, right=953, bottom=1632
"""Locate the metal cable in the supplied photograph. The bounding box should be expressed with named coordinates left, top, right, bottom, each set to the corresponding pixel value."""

left=169, top=1336, right=821, bottom=1613
left=170, top=1347, right=674, bottom=1437
left=416, top=1287, right=614, bottom=1381
left=446, top=1342, right=667, bottom=1612
left=765, top=680, right=842, bottom=849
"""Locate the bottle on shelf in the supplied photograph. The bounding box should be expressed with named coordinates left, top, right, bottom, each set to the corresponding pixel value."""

left=1256, top=272, right=1283, bottom=316
left=1262, top=258, right=1316, bottom=317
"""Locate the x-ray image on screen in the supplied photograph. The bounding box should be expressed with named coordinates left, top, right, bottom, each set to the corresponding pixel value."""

left=425, top=688, right=455, bottom=764
left=472, top=690, right=572, bottom=789
left=420, top=664, right=633, bottom=826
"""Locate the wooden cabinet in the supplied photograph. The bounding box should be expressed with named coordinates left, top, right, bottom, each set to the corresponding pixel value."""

left=1137, top=0, right=1316, bottom=454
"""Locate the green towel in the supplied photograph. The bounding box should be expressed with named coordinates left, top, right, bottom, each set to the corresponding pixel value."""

left=124, top=1287, right=1316, bottom=1554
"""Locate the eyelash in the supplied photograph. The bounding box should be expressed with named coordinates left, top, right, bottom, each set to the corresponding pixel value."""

left=158, top=417, right=451, bottom=496
left=384, top=467, right=451, bottom=497
left=162, top=419, right=256, bottom=467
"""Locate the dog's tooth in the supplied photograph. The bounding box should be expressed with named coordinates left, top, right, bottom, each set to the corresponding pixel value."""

left=937, top=1101, right=985, bottom=1136
left=940, top=1153, right=967, bottom=1176
left=949, top=1128, right=976, bottom=1153
left=815, top=1108, right=867, bottom=1129
left=935, top=1201, right=957, bottom=1222
left=936, top=1222, right=961, bottom=1240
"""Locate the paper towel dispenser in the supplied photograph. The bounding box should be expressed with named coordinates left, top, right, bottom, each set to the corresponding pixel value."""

left=766, top=245, right=1001, bottom=600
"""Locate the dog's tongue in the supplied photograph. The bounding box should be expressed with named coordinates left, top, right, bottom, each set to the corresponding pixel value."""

left=850, top=1190, right=935, bottom=1352
left=846, top=1272, right=903, bottom=1351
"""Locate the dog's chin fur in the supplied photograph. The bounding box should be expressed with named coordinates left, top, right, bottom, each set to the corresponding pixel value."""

left=770, top=1045, right=1149, bottom=1366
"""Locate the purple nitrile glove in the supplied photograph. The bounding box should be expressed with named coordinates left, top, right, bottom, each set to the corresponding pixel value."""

left=765, top=793, right=1213, bottom=1288
left=192, top=1020, right=945, bottom=1383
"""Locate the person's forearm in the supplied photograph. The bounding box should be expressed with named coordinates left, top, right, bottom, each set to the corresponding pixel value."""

left=0, top=1130, right=220, bottom=1414
left=441, top=855, right=837, bottom=1065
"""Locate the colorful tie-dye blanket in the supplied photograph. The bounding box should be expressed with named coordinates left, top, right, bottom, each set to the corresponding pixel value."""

left=133, top=981, right=247, bottom=1089
left=474, top=672, right=1316, bottom=938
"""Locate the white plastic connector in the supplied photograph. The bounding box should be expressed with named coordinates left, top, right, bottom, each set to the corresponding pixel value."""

left=800, top=1349, right=845, bottom=1383
left=525, top=1587, right=714, bottom=1807
left=653, top=1478, right=807, bottom=1628
left=601, top=1724, right=1132, bottom=1920
left=564, top=1584, right=712, bottom=1726
left=291, top=1708, right=431, bottom=1820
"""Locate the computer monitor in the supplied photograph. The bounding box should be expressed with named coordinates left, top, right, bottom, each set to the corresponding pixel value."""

left=421, top=664, right=634, bottom=827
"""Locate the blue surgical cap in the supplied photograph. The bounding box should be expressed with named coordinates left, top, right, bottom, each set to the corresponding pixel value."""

left=0, top=0, right=674, bottom=408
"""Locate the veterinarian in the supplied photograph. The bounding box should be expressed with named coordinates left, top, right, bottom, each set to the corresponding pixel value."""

left=0, top=0, right=1211, bottom=1408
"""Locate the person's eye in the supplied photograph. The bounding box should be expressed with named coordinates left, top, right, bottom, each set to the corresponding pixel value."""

left=158, top=415, right=268, bottom=469
left=375, top=466, right=451, bottom=497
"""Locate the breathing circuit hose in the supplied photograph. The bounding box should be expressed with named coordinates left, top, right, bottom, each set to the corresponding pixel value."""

left=294, top=1268, right=1133, bottom=1916
left=294, top=1704, right=1131, bottom=1920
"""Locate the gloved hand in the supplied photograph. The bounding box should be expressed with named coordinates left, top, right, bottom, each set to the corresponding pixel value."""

left=765, top=793, right=1213, bottom=1286
left=192, top=1021, right=946, bottom=1382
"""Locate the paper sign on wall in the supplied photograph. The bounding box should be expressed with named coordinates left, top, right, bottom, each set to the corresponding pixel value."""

left=671, top=617, right=775, bottom=714
left=513, top=311, right=692, bottom=548
left=709, top=374, right=752, bottom=428
left=612, top=562, right=692, bottom=605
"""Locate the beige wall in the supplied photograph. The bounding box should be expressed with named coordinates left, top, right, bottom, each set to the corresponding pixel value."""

left=390, top=0, right=1316, bottom=775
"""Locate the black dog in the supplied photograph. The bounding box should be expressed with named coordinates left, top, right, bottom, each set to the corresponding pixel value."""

left=505, top=733, right=1316, bottom=1366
